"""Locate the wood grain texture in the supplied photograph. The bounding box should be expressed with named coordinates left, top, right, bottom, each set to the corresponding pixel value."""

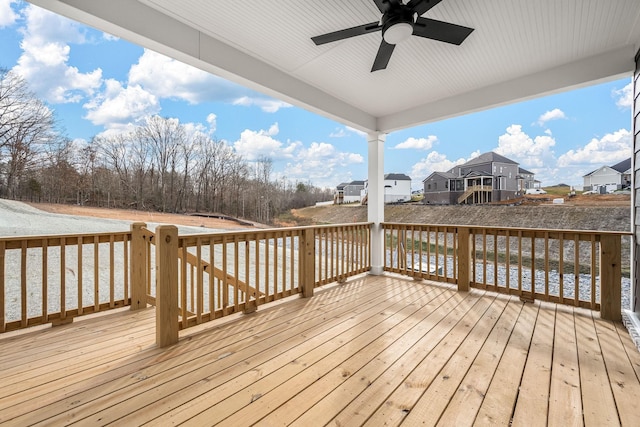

left=0, top=275, right=638, bottom=426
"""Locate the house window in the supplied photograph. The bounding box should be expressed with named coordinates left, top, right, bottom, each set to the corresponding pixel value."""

left=434, top=182, right=437, bottom=189
left=428, top=184, right=431, bottom=190
left=445, top=181, right=448, bottom=189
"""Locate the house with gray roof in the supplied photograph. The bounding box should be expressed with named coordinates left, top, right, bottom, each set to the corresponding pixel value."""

left=361, top=173, right=412, bottom=204
left=334, top=180, right=366, bottom=204
left=583, top=158, right=631, bottom=193
left=423, top=152, right=534, bottom=205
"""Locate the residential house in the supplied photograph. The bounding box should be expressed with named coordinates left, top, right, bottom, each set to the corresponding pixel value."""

left=334, top=180, right=366, bottom=204
left=517, top=167, right=539, bottom=191
left=423, top=152, right=532, bottom=205
left=334, top=182, right=347, bottom=204
left=583, top=158, right=631, bottom=193
left=383, top=173, right=412, bottom=203
left=361, top=173, right=412, bottom=204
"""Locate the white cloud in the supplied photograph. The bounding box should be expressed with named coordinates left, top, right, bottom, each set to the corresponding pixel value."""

left=329, top=126, right=367, bottom=138
left=495, top=124, right=556, bottom=167
left=393, top=136, right=438, bottom=150
left=232, top=96, right=291, bottom=113
left=83, top=79, right=160, bottom=127
left=536, top=108, right=566, bottom=126
left=0, top=0, right=18, bottom=28
left=129, top=50, right=228, bottom=104
left=233, top=122, right=364, bottom=186
left=129, top=49, right=290, bottom=112
left=12, top=4, right=102, bottom=103
left=233, top=123, right=300, bottom=161
left=206, top=113, right=217, bottom=133
left=102, top=32, right=119, bottom=42
left=410, top=150, right=477, bottom=182
left=283, top=142, right=364, bottom=188
left=557, top=129, right=631, bottom=167
left=267, top=122, right=279, bottom=136
left=613, top=82, right=633, bottom=109
left=329, top=127, right=348, bottom=138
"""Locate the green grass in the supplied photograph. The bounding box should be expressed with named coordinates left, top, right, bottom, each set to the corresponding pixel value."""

left=542, top=186, right=572, bottom=196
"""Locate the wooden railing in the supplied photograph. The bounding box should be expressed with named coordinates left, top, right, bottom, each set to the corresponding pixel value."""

left=0, top=231, right=132, bottom=332
left=458, top=185, right=492, bottom=204
left=6, top=220, right=626, bottom=346
left=153, top=223, right=371, bottom=346
left=383, top=223, right=630, bottom=321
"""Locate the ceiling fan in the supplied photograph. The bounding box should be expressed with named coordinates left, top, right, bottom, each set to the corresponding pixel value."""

left=311, top=0, right=474, bottom=72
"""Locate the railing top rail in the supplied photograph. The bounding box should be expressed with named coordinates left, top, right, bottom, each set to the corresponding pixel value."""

left=381, top=222, right=632, bottom=236
left=177, top=222, right=373, bottom=247
left=0, top=230, right=133, bottom=249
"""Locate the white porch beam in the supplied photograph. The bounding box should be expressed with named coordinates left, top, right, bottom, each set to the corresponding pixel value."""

left=368, top=132, right=386, bottom=276
left=378, top=45, right=636, bottom=133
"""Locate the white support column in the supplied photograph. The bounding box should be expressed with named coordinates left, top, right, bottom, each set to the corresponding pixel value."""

left=368, top=132, right=385, bottom=275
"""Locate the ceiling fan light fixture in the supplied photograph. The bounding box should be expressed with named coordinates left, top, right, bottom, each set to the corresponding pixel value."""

left=382, top=22, right=413, bottom=44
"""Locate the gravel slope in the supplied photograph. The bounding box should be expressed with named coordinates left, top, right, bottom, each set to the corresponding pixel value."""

left=296, top=204, right=631, bottom=232
left=0, top=199, right=232, bottom=236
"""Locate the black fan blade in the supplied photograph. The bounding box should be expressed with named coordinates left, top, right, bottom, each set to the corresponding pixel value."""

left=372, top=0, right=401, bottom=13
left=413, top=17, right=474, bottom=45
left=371, top=40, right=395, bottom=71
left=407, top=0, right=444, bottom=16
left=312, top=22, right=381, bottom=45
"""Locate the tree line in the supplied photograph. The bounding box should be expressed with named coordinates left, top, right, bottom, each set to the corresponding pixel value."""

left=0, top=68, right=333, bottom=223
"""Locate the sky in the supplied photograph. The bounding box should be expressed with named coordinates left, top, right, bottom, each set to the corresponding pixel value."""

left=0, top=0, right=634, bottom=190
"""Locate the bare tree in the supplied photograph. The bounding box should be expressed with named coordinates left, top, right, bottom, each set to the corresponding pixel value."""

left=0, top=69, right=55, bottom=198
left=136, top=115, right=185, bottom=212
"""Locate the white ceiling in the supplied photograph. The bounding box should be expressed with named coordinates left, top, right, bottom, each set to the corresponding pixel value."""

left=28, top=0, right=640, bottom=134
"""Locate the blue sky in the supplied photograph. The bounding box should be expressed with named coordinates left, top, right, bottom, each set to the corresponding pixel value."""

left=0, top=0, right=633, bottom=190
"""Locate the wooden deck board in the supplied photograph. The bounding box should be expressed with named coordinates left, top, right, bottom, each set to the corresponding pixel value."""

left=435, top=298, right=524, bottom=426
left=473, top=301, right=539, bottom=426
left=0, top=274, right=638, bottom=426
left=287, top=289, right=469, bottom=427
left=511, top=304, right=556, bottom=427
left=548, top=306, right=583, bottom=426
left=574, top=310, right=620, bottom=426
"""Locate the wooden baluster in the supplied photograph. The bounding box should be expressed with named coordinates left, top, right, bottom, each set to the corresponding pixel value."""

left=590, top=234, right=596, bottom=309
left=457, top=227, right=470, bottom=292
left=109, top=234, right=115, bottom=308
left=42, top=239, right=48, bottom=322
left=574, top=235, right=580, bottom=306
left=123, top=234, right=129, bottom=304
left=77, top=237, right=83, bottom=314
left=301, top=227, right=315, bottom=298
left=60, top=238, right=66, bottom=322
left=21, top=241, right=27, bottom=328
left=0, top=241, right=4, bottom=332
left=130, top=222, right=147, bottom=310
left=197, top=238, right=203, bottom=323
left=94, top=236, right=99, bottom=312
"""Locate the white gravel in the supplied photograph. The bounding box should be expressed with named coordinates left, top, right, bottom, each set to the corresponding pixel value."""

left=0, top=199, right=234, bottom=322
left=0, top=199, right=226, bottom=236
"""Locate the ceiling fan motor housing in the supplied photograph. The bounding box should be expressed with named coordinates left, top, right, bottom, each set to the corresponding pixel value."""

left=382, top=6, right=416, bottom=44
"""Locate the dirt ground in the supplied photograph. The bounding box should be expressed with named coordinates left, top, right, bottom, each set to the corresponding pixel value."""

left=29, top=203, right=256, bottom=230
left=523, top=193, right=631, bottom=206
left=28, top=192, right=631, bottom=230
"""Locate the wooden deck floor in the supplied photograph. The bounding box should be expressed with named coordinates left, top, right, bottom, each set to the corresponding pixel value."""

left=1, top=274, right=639, bottom=426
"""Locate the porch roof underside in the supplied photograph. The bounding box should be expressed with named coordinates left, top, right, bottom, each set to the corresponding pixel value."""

left=27, top=0, right=640, bottom=134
